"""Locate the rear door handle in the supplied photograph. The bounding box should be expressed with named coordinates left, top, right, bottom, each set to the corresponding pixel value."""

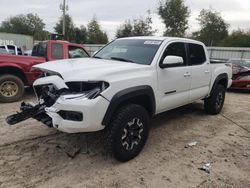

left=184, top=72, right=191, bottom=77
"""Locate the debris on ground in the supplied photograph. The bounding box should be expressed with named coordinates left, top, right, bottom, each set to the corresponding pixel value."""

left=56, top=144, right=81, bottom=159
left=198, top=163, right=211, bottom=174
left=56, top=134, right=89, bottom=158
left=243, top=154, right=248, bottom=158
left=185, top=141, right=198, bottom=148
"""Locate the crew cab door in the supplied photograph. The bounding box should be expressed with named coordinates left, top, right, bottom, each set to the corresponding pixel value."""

left=157, top=42, right=191, bottom=112
left=187, top=43, right=211, bottom=101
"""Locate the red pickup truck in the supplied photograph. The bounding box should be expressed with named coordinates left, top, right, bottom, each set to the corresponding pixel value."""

left=0, top=40, right=90, bottom=102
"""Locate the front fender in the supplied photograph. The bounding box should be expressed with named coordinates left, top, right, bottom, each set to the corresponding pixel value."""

left=0, top=63, right=25, bottom=72
left=102, top=85, right=155, bottom=126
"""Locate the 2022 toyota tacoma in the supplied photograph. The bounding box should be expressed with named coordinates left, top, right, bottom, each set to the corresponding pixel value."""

left=6, top=37, right=232, bottom=161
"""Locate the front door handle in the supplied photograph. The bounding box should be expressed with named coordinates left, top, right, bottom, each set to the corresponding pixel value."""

left=184, top=72, right=191, bottom=77
left=205, top=70, right=210, bottom=74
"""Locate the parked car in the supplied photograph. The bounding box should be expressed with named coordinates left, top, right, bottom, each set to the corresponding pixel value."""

left=228, top=59, right=250, bottom=90
left=0, top=45, right=23, bottom=55
left=7, top=37, right=232, bottom=161
left=0, top=40, right=90, bottom=102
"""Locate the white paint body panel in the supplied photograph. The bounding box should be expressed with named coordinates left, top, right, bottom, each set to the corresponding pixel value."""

left=45, top=95, right=109, bottom=133
left=33, top=75, right=68, bottom=90
left=32, top=37, right=232, bottom=133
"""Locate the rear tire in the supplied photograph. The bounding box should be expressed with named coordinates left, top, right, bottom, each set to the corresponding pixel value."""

left=204, top=84, right=226, bottom=115
left=0, top=74, right=24, bottom=103
left=105, top=104, right=149, bottom=162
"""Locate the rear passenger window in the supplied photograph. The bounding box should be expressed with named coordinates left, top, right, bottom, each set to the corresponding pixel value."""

left=188, top=44, right=206, bottom=65
left=32, top=42, right=47, bottom=57
left=52, top=43, right=63, bottom=59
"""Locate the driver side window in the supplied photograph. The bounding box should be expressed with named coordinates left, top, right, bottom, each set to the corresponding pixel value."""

left=161, top=42, right=187, bottom=66
left=68, top=46, right=89, bottom=59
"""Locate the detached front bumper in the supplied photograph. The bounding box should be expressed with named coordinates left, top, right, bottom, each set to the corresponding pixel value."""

left=45, top=95, right=110, bottom=133
left=6, top=74, right=111, bottom=133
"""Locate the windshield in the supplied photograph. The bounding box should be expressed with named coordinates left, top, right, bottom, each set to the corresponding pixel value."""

left=94, top=39, right=162, bottom=65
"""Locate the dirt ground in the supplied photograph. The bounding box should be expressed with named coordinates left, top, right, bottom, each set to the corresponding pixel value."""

left=0, top=90, right=249, bottom=188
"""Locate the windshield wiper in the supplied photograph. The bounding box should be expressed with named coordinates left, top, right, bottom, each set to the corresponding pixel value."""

left=110, top=57, right=135, bottom=63
left=93, top=56, right=102, bottom=59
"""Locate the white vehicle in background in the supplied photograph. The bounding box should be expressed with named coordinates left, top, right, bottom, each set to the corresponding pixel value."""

left=23, top=50, right=32, bottom=56
left=7, top=37, right=232, bottom=162
left=0, top=48, right=9, bottom=54
left=0, top=45, right=23, bottom=55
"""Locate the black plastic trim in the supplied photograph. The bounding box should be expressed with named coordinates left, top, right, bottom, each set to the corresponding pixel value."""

left=210, top=73, right=228, bottom=94
left=102, top=85, right=156, bottom=126
left=164, top=90, right=176, bottom=95
left=58, top=110, right=83, bottom=122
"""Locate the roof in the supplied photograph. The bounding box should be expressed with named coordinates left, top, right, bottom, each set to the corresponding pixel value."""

left=116, top=36, right=203, bottom=44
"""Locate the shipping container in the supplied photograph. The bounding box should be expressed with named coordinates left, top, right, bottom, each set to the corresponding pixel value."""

left=0, top=32, right=33, bottom=51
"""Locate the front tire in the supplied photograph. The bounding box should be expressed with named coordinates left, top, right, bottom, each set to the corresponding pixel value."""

left=105, top=104, right=149, bottom=162
left=204, top=84, right=226, bottom=115
left=0, top=74, right=24, bottom=103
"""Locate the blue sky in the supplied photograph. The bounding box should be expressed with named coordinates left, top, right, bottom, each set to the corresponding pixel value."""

left=0, top=0, right=249, bottom=40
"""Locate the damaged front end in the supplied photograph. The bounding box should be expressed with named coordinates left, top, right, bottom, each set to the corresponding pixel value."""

left=6, top=73, right=109, bottom=129
left=231, top=65, right=250, bottom=90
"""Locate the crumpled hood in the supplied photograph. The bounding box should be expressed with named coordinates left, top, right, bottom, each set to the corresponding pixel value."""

left=232, top=64, right=250, bottom=75
left=33, top=58, right=150, bottom=82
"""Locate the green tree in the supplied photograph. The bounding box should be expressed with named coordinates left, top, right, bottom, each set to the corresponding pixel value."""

left=192, top=9, right=229, bottom=46
left=220, top=29, right=250, bottom=47
left=158, top=0, right=190, bottom=37
left=54, top=14, right=88, bottom=43
left=116, top=20, right=133, bottom=38
left=54, top=14, right=76, bottom=41
left=87, top=17, right=108, bottom=44
left=74, top=25, right=88, bottom=44
left=116, top=11, right=156, bottom=38
left=0, top=13, right=47, bottom=40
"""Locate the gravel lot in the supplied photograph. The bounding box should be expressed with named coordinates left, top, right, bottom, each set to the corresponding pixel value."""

left=0, top=90, right=249, bottom=188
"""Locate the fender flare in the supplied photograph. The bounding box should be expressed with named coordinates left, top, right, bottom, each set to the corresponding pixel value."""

left=102, top=85, right=156, bottom=126
left=210, top=73, right=228, bottom=94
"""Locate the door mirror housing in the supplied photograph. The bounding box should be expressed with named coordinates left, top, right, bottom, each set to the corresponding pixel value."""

left=160, top=55, right=184, bottom=68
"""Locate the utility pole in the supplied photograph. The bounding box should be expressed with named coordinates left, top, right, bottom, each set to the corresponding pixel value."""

left=62, top=0, right=66, bottom=36
left=60, top=0, right=68, bottom=36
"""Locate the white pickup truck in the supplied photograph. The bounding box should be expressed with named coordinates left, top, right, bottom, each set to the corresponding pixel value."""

left=0, top=45, right=23, bottom=55
left=7, top=37, right=232, bottom=161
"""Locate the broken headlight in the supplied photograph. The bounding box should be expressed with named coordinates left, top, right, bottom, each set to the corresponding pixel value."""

left=64, top=81, right=109, bottom=99
left=34, top=84, right=65, bottom=107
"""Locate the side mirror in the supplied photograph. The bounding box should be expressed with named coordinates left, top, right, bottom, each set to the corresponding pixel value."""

left=160, top=55, right=184, bottom=68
